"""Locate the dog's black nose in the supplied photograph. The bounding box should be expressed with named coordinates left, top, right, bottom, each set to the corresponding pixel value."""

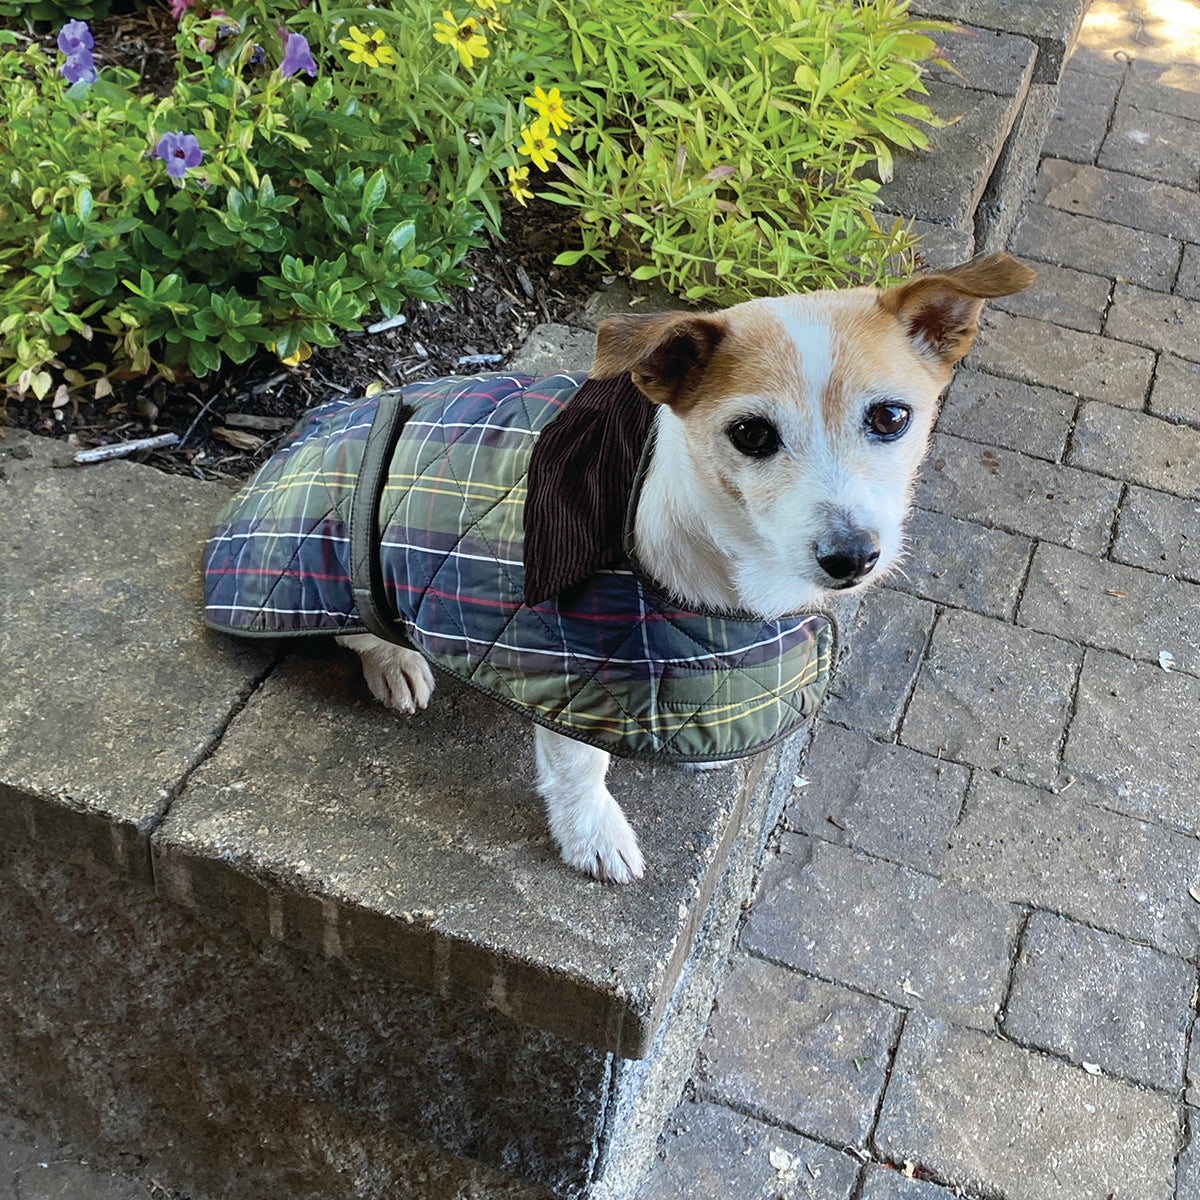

left=816, top=530, right=881, bottom=587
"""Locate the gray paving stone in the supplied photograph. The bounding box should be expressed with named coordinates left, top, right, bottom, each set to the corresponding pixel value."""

left=785, top=723, right=968, bottom=876
left=924, top=26, right=1036, bottom=97
left=1063, top=648, right=1200, bottom=835
left=859, top=1164, right=961, bottom=1199
left=1177, top=244, right=1200, bottom=301
left=915, top=432, right=1120, bottom=553
left=876, top=82, right=1020, bottom=230
left=1019, top=541, right=1200, bottom=675
left=1123, top=58, right=1200, bottom=124
left=938, top=367, right=1077, bottom=462
left=1068, top=400, right=1200, bottom=498
left=1010, top=202, right=1181, bottom=292
left=886, top=508, right=1032, bottom=620
left=1041, top=62, right=1124, bottom=163
left=1098, top=103, right=1200, bottom=190
left=700, top=955, right=899, bottom=1149
left=910, top=0, right=1087, bottom=83
left=968, top=309, right=1154, bottom=407
left=1113, top=485, right=1200, bottom=583
left=899, top=219, right=975, bottom=271
left=1150, top=352, right=1200, bottom=428
left=972, top=80, right=1057, bottom=257
left=635, top=1101, right=859, bottom=1200
left=988, top=260, right=1111, bottom=333
left=874, top=1016, right=1180, bottom=1200
left=1106, top=282, right=1200, bottom=361
left=743, top=836, right=1019, bottom=1030
left=1032, top=157, right=1200, bottom=242
left=902, top=609, right=1080, bottom=787
left=1003, top=911, right=1192, bottom=1092
left=942, top=771, right=1200, bottom=959
left=1179, top=1118, right=1200, bottom=1200
left=823, top=590, right=935, bottom=740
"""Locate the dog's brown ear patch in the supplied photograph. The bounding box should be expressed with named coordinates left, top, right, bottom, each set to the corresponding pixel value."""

left=880, top=252, right=1036, bottom=366
left=591, top=311, right=728, bottom=409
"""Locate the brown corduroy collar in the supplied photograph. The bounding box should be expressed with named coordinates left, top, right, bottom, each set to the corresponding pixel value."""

left=523, top=374, right=656, bottom=606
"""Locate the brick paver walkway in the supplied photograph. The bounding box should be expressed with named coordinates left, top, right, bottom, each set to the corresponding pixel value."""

left=6, top=2, right=1200, bottom=1197
left=638, top=2, right=1200, bottom=1197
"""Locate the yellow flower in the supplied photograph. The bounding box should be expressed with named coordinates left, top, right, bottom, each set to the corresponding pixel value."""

left=338, top=25, right=396, bottom=68
left=527, top=87, right=572, bottom=136
left=433, top=10, right=489, bottom=69
left=507, top=164, right=533, bottom=206
left=477, top=0, right=506, bottom=31
left=279, top=341, right=312, bottom=366
left=517, top=123, right=558, bottom=172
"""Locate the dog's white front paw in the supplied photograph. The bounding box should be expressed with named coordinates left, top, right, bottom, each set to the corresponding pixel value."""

left=550, top=789, right=646, bottom=884
left=338, top=635, right=436, bottom=714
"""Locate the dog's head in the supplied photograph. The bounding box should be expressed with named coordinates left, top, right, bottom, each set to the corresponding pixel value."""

left=590, top=253, right=1035, bottom=617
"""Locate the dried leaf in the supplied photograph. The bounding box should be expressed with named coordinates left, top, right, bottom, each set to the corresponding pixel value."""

left=94, top=377, right=114, bottom=400
left=212, top=426, right=264, bottom=451
left=365, top=380, right=385, bottom=397
left=52, top=384, right=71, bottom=409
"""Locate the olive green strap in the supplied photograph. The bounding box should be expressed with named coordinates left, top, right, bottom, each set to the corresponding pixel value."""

left=349, top=392, right=410, bottom=645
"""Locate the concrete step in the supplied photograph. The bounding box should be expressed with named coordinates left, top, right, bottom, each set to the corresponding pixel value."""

left=0, top=423, right=809, bottom=1200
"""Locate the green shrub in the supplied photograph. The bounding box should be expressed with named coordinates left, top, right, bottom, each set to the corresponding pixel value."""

left=0, top=0, right=113, bottom=24
left=0, top=21, right=482, bottom=398
left=0, top=0, right=948, bottom=405
left=532, top=0, right=945, bottom=299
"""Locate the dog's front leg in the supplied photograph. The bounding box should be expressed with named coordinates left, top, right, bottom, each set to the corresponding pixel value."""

left=534, top=726, right=645, bottom=883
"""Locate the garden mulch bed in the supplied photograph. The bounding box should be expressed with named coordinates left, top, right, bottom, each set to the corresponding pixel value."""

left=3, top=198, right=605, bottom=483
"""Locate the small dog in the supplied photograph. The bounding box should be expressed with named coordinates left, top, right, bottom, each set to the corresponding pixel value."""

left=332, top=253, right=1035, bottom=882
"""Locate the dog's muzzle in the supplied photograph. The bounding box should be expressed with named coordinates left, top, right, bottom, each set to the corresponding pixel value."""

left=815, top=528, right=881, bottom=589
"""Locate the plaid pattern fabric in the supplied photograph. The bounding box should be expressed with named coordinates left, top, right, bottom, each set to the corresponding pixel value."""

left=205, top=374, right=834, bottom=761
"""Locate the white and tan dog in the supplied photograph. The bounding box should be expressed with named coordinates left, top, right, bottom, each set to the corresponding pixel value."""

left=339, top=253, right=1034, bottom=882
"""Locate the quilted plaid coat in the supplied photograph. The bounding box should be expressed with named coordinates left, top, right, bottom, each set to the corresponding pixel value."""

left=203, top=373, right=834, bottom=761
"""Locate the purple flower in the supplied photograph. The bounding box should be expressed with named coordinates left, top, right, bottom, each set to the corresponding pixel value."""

left=279, top=31, right=317, bottom=78
left=56, top=18, right=94, bottom=55
left=61, top=50, right=97, bottom=84
left=249, top=44, right=265, bottom=65
left=155, top=132, right=203, bottom=179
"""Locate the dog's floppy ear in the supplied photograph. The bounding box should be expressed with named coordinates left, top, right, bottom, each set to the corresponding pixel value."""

left=591, top=311, right=728, bottom=409
left=880, top=252, right=1036, bottom=367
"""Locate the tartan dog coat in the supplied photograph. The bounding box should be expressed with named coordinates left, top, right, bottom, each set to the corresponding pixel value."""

left=203, top=373, right=834, bottom=761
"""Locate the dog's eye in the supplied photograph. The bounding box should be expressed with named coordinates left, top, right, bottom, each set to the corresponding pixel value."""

left=866, top=402, right=911, bottom=440
left=727, top=417, right=781, bottom=458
